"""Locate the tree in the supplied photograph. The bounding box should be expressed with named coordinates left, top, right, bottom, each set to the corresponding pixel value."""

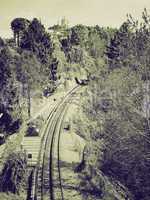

left=15, top=51, right=41, bottom=118
left=80, top=65, right=150, bottom=200
left=106, top=22, right=133, bottom=69
left=0, top=48, right=11, bottom=89
left=0, top=37, right=5, bottom=47
left=70, top=25, right=89, bottom=47
left=50, top=58, right=59, bottom=81
left=0, top=151, right=27, bottom=194
left=126, top=9, right=150, bottom=130
left=11, top=18, right=30, bottom=47
left=20, top=18, right=53, bottom=64
left=0, top=47, right=22, bottom=134
left=87, top=30, right=106, bottom=58
left=0, top=47, right=19, bottom=112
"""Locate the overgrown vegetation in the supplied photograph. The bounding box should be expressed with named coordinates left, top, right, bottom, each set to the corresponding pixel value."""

left=74, top=9, right=150, bottom=200
left=0, top=9, right=150, bottom=199
left=0, top=151, right=27, bottom=199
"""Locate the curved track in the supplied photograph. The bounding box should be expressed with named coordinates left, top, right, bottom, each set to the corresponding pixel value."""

left=29, top=86, right=80, bottom=200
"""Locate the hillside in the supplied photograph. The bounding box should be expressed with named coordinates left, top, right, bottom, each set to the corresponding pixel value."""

left=0, top=10, right=150, bottom=200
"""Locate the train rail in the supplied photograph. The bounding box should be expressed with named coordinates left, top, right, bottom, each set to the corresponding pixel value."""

left=28, top=86, right=80, bottom=200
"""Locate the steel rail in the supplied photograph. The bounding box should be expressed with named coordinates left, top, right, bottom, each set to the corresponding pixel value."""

left=29, top=85, right=80, bottom=200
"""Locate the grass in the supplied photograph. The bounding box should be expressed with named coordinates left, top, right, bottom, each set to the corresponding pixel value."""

left=0, top=192, right=26, bottom=200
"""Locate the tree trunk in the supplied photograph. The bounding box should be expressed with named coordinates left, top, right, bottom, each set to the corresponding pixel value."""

left=22, top=82, right=26, bottom=97
left=14, top=32, right=16, bottom=45
left=17, top=32, right=20, bottom=47
left=27, top=84, right=31, bottom=118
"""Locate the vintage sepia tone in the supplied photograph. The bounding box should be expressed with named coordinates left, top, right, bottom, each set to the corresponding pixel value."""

left=0, top=0, right=150, bottom=200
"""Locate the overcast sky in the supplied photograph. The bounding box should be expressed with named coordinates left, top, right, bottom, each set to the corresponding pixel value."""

left=0, top=0, right=150, bottom=38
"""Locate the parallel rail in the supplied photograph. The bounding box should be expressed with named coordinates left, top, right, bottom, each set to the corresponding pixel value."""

left=29, top=86, right=80, bottom=200
left=49, top=100, right=70, bottom=200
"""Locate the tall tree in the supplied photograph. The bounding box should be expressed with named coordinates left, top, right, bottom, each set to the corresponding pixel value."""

left=15, top=51, right=41, bottom=118
left=20, top=18, right=53, bottom=64
left=70, top=25, right=89, bottom=47
left=106, top=22, right=133, bottom=69
left=0, top=47, right=21, bottom=133
left=11, top=18, right=30, bottom=47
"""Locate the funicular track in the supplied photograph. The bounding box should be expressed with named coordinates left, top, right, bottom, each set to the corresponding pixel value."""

left=29, top=86, right=80, bottom=200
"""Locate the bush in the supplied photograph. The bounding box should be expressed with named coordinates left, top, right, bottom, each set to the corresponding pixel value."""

left=0, top=151, right=27, bottom=194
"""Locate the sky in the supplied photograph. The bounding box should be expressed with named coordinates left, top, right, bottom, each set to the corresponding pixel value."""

left=0, top=0, right=150, bottom=38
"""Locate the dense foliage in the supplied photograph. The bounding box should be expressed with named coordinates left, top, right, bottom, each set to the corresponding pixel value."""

left=0, top=18, right=55, bottom=137
left=0, top=10, right=150, bottom=199
left=0, top=151, right=27, bottom=194
left=74, top=9, right=150, bottom=200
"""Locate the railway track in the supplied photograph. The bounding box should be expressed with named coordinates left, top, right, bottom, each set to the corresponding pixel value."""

left=29, top=86, right=80, bottom=200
